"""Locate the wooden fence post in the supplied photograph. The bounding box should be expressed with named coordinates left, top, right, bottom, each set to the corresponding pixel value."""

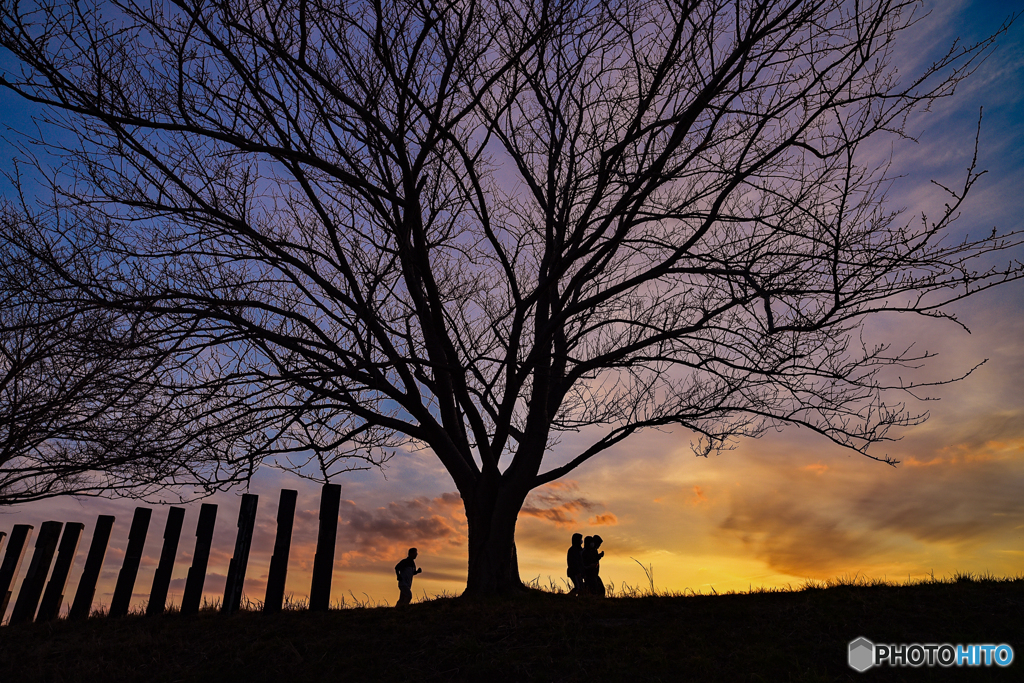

left=36, top=522, right=85, bottom=622
left=309, top=483, right=341, bottom=611
left=68, top=515, right=115, bottom=620
left=264, top=489, right=297, bottom=613
left=110, top=507, right=152, bottom=617
left=146, top=507, right=185, bottom=616
left=0, top=525, right=34, bottom=621
left=9, top=521, right=62, bottom=625
left=180, top=503, right=217, bottom=615
left=223, top=494, right=258, bottom=614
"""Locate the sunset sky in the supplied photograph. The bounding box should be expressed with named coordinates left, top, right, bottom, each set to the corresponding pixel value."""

left=2, top=0, right=1023, bottom=618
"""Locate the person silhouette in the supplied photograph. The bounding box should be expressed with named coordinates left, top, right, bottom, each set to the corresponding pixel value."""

left=566, top=533, right=584, bottom=596
left=581, top=536, right=594, bottom=593
left=582, top=535, right=605, bottom=597
left=394, top=547, right=422, bottom=606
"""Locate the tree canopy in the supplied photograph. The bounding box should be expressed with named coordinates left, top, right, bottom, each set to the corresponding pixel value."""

left=1, top=0, right=1020, bottom=592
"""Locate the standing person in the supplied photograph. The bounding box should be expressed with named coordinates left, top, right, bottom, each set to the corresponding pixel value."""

left=394, top=547, right=422, bottom=606
left=581, top=536, right=595, bottom=594
left=566, top=533, right=585, bottom=596
left=583, top=535, right=606, bottom=597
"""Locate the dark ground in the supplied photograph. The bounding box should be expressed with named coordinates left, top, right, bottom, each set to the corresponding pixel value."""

left=1, top=576, right=1021, bottom=682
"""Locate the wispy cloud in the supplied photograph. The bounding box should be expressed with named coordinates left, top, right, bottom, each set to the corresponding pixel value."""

left=520, top=481, right=609, bottom=529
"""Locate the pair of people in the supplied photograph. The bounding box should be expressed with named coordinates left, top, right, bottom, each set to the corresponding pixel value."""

left=567, top=533, right=605, bottom=597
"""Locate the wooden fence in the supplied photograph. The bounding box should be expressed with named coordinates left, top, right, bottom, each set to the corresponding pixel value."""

left=0, top=484, right=343, bottom=624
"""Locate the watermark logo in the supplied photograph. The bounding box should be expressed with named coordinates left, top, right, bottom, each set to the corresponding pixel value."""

left=849, top=638, right=1014, bottom=670
left=848, top=637, right=875, bottom=672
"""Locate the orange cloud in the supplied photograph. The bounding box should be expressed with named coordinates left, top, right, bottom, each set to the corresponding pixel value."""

left=520, top=482, right=613, bottom=529
left=720, top=495, right=885, bottom=577
left=904, top=456, right=944, bottom=468
left=801, top=463, right=829, bottom=475
left=717, top=441, right=1024, bottom=578
left=521, top=499, right=591, bottom=527
left=336, top=494, right=468, bottom=566
left=588, top=513, right=618, bottom=526
left=541, top=480, right=581, bottom=492
left=691, top=485, right=708, bottom=505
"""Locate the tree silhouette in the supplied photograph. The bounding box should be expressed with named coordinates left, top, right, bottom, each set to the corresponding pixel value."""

left=0, top=204, right=292, bottom=503
left=1, top=0, right=1020, bottom=593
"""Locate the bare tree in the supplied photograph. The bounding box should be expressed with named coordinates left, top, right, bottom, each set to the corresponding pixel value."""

left=1, top=200, right=394, bottom=503
left=1, top=202, right=256, bottom=503
left=1, top=0, right=1020, bottom=593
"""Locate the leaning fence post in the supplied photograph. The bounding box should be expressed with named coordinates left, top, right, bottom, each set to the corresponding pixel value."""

left=223, top=494, right=258, bottom=614
left=110, top=508, right=152, bottom=617
left=180, top=503, right=217, bottom=615
left=264, top=489, right=297, bottom=613
left=36, top=522, right=85, bottom=622
left=147, top=507, right=185, bottom=616
left=9, top=521, right=63, bottom=625
left=0, top=525, right=34, bottom=621
left=68, top=515, right=115, bottom=620
left=309, top=483, right=341, bottom=611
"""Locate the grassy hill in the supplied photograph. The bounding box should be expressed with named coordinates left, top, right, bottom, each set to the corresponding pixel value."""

left=2, top=574, right=1021, bottom=682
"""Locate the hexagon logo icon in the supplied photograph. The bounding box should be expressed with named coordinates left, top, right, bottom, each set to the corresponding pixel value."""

left=849, top=637, right=875, bottom=672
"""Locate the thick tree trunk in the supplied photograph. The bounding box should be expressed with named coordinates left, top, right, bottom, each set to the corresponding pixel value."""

left=462, top=483, right=529, bottom=597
